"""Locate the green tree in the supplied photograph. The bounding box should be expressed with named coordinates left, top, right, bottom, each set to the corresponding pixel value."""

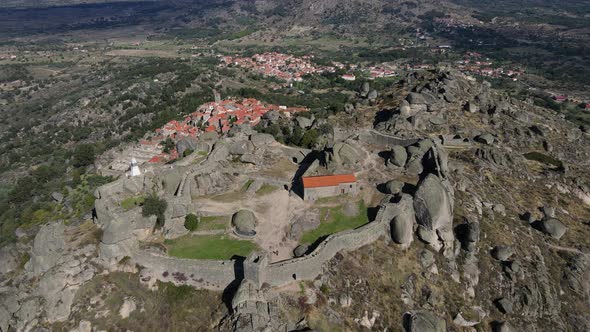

left=161, top=138, right=175, bottom=153
left=300, top=129, right=319, bottom=148
left=73, top=144, right=96, bottom=168
left=142, top=194, right=168, bottom=228
left=32, top=165, right=54, bottom=184
left=318, top=123, right=334, bottom=136
left=184, top=213, right=199, bottom=231
left=288, top=126, right=303, bottom=146
left=8, top=176, right=36, bottom=204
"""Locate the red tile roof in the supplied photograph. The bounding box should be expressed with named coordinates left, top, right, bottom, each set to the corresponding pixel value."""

left=302, top=174, right=357, bottom=189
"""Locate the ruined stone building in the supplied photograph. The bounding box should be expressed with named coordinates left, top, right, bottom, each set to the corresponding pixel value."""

left=301, top=174, right=358, bottom=201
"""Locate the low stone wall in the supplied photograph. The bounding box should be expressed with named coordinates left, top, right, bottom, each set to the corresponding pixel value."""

left=361, top=130, right=419, bottom=148
left=133, top=250, right=239, bottom=290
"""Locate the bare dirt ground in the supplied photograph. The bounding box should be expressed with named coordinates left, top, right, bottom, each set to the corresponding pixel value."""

left=193, top=189, right=309, bottom=262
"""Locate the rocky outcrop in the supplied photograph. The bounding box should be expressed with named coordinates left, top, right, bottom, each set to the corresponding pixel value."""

left=404, top=311, right=446, bottom=332
left=414, top=174, right=454, bottom=252
left=0, top=244, right=19, bottom=276
left=387, top=145, right=407, bottom=168
left=562, top=254, right=590, bottom=297
left=36, top=246, right=97, bottom=322
left=384, top=180, right=404, bottom=195
left=492, top=246, right=515, bottom=261
left=229, top=140, right=255, bottom=155
left=190, top=169, right=236, bottom=197
left=539, top=218, right=567, bottom=239
left=25, top=222, right=66, bottom=276
left=119, top=298, right=137, bottom=319
left=226, top=279, right=288, bottom=332
left=456, top=217, right=480, bottom=252
left=333, top=141, right=362, bottom=167
left=249, top=133, right=276, bottom=148
left=176, top=136, right=209, bottom=156
left=390, top=194, right=415, bottom=246
left=1, top=221, right=99, bottom=329
left=208, top=142, right=230, bottom=162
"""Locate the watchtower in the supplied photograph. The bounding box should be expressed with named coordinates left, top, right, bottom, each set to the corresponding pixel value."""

left=243, top=252, right=269, bottom=287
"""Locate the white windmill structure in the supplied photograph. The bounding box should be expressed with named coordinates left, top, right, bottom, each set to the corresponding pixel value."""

left=130, top=158, right=141, bottom=177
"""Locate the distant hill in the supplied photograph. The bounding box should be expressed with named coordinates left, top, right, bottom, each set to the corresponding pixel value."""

left=0, top=0, right=158, bottom=9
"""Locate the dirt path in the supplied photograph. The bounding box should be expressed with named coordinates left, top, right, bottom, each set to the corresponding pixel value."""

left=193, top=189, right=309, bottom=262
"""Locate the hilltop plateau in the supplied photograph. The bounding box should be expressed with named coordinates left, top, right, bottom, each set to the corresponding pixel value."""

left=0, top=1, right=589, bottom=331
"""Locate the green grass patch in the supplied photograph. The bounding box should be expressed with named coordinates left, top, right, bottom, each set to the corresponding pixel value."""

left=121, top=195, right=145, bottom=211
left=241, top=179, right=254, bottom=192
left=300, top=201, right=368, bottom=245
left=198, top=216, right=228, bottom=231
left=314, top=195, right=346, bottom=205
left=523, top=152, right=563, bottom=169
left=255, top=184, right=278, bottom=196
left=165, top=234, right=257, bottom=260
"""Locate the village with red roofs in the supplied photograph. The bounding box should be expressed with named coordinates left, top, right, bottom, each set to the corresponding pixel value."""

left=220, top=52, right=337, bottom=83
left=141, top=95, right=308, bottom=164
left=456, top=52, right=525, bottom=80
left=129, top=50, right=584, bottom=167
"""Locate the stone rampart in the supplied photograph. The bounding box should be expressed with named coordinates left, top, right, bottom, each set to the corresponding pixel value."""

left=133, top=250, right=239, bottom=290
left=265, top=219, right=388, bottom=285
left=262, top=200, right=397, bottom=285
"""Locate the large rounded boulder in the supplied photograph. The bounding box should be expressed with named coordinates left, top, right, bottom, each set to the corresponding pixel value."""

left=232, top=210, right=257, bottom=237
left=413, top=174, right=454, bottom=231
left=390, top=194, right=415, bottom=246
left=387, top=146, right=408, bottom=168
left=405, top=311, right=446, bottom=332
left=540, top=218, right=567, bottom=240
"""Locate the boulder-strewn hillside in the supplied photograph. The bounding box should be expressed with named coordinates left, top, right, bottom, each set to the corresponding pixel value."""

left=0, top=1, right=589, bottom=331
left=1, top=69, right=588, bottom=331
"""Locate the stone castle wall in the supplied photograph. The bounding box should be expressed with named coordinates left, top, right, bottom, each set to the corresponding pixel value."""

left=126, top=200, right=394, bottom=290
left=127, top=215, right=389, bottom=290
left=133, top=250, right=239, bottom=290
left=265, top=217, right=388, bottom=285
left=93, top=146, right=398, bottom=291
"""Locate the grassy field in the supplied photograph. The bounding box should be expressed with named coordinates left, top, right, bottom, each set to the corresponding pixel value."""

left=300, top=201, right=368, bottom=245
left=198, top=216, right=228, bottom=231
left=165, top=234, right=257, bottom=260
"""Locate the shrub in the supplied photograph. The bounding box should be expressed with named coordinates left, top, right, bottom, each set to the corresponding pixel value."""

left=73, top=144, right=96, bottom=168
left=300, top=129, right=319, bottom=148
left=182, top=149, right=193, bottom=158
left=184, top=213, right=199, bottom=231
left=142, top=194, right=168, bottom=228
left=161, top=138, right=175, bottom=153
